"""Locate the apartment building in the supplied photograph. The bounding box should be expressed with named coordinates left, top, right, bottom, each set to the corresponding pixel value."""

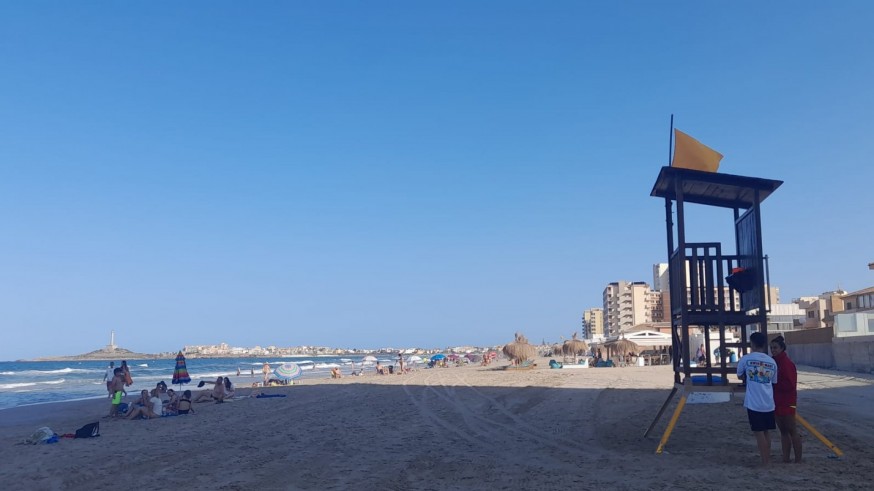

left=582, top=308, right=604, bottom=340
left=603, top=281, right=657, bottom=336
left=834, top=286, right=874, bottom=337
left=794, top=290, right=846, bottom=329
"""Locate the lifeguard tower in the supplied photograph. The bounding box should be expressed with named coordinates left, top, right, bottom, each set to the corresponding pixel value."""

left=643, top=163, right=783, bottom=452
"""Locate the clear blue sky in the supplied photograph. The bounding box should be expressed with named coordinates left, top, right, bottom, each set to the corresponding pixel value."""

left=2, top=2, right=872, bottom=360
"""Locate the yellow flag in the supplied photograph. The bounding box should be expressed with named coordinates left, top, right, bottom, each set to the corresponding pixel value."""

left=671, top=129, right=723, bottom=172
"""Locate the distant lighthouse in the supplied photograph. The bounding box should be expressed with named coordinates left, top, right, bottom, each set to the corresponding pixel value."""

left=106, top=330, right=117, bottom=351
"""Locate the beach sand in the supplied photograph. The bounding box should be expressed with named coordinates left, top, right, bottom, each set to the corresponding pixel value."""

left=1, top=358, right=872, bottom=490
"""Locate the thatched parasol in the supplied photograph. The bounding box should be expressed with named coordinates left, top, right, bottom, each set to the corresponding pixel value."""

left=562, top=332, right=589, bottom=363
left=502, top=332, right=536, bottom=364
left=608, top=339, right=641, bottom=362
left=550, top=343, right=564, bottom=357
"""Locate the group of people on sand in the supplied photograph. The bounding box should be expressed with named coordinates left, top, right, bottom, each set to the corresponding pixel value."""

left=105, top=367, right=238, bottom=420
left=124, top=382, right=196, bottom=420
left=737, top=333, right=802, bottom=465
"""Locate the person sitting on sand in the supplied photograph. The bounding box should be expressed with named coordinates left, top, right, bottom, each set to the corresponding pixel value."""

left=176, top=390, right=195, bottom=415
left=165, top=389, right=180, bottom=413
left=223, top=377, right=235, bottom=399
left=331, top=367, right=342, bottom=379
left=127, top=389, right=162, bottom=420
left=194, top=377, right=226, bottom=403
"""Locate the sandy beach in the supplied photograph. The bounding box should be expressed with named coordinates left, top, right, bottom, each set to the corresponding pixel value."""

left=1, top=358, right=872, bottom=491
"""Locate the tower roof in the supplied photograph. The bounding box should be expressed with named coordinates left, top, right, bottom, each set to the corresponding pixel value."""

left=651, top=166, right=783, bottom=209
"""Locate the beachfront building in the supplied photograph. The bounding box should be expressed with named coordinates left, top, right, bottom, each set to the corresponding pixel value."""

left=766, top=303, right=806, bottom=334
left=653, top=263, right=670, bottom=292
left=834, top=286, right=874, bottom=338
left=582, top=308, right=604, bottom=340
left=603, top=281, right=659, bottom=337
left=794, top=290, right=846, bottom=329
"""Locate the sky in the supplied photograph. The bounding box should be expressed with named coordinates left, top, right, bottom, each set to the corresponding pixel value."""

left=1, top=2, right=873, bottom=360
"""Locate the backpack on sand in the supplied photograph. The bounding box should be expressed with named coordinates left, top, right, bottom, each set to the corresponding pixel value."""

left=74, top=422, right=100, bottom=438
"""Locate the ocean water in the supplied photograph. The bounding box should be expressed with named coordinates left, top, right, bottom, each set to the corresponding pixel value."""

left=0, top=355, right=400, bottom=410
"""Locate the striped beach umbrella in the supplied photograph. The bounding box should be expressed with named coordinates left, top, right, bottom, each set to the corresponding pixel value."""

left=274, top=363, right=302, bottom=381
left=172, top=352, right=191, bottom=387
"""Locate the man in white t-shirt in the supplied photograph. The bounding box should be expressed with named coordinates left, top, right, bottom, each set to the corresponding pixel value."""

left=150, top=392, right=163, bottom=418
left=737, top=332, right=778, bottom=465
left=103, top=362, right=115, bottom=398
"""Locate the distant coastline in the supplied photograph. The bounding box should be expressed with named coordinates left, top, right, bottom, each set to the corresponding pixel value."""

left=26, top=348, right=390, bottom=363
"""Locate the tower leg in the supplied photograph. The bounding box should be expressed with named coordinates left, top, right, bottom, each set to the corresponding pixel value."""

left=796, top=413, right=843, bottom=457
left=656, top=394, right=687, bottom=454
left=644, top=386, right=678, bottom=438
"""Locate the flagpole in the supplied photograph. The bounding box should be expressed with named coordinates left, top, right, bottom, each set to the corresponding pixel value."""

left=668, top=114, right=674, bottom=165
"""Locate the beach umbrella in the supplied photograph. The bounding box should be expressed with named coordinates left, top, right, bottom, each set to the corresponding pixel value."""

left=275, top=363, right=302, bottom=381
left=465, top=353, right=482, bottom=363
left=430, top=354, right=446, bottom=361
left=608, top=339, right=641, bottom=363
left=172, top=352, right=191, bottom=389
left=562, top=333, right=589, bottom=363
left=407, top=355, right=423, bottom=363
left=362, top=355, right=378, bottom=363
left=502, top=332, right=536, bottom=364
left=447, top=354, right=460, bottom=361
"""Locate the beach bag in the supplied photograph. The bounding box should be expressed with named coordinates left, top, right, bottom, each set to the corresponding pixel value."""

left=74, top=422, right=100, bottom=439
left=118, top=402, right=129, bottom=414
left=26, top=427, right=55, bottom=444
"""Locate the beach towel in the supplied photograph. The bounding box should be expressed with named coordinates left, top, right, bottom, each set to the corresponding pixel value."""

left=255, top=394, right=287, bottom=398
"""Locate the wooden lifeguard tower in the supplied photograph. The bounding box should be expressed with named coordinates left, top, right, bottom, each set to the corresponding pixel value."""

left=644, top=165, right=783, bottom=452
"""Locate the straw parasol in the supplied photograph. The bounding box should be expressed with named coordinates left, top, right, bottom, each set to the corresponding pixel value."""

left=502, top=332, right=536, bottom=364
left=562, top=333, right=589, bottom=363
left=551, top=343, right=564, bottom=357
left=608, top=338, right=641, bottom=363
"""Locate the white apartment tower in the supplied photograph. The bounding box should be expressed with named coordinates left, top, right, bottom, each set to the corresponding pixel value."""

left=653, top=263, right=670, bottom=292
left=603, top=281, right=656, bottom=336
left=582, top=308, right=605, bottom=340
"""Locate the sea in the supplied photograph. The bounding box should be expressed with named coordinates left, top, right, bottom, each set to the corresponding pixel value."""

left=0, top=355, right=400, bottom=410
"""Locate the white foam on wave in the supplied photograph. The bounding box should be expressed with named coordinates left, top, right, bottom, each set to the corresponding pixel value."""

left=137, top=364, right=149, bottom=367
left=0, top=378, right=66, bottom=390
left=0, top=382, right=36, bottom=390
left=10, top=368, right=99, bottom=376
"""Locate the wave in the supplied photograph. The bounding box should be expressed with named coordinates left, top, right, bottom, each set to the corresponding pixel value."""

left=1, top=368, right=100, bottom=376
left=0, top=379, right=66, bottom=390
left=137, top=364, right=149, bottom=367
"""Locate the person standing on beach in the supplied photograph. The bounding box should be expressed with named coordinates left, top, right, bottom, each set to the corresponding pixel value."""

left=262, top=362, right=271, bottom=386
left=108, top=368, right=126, bottom=417
left=104, top=361, right=116, bottom=397
left=121, top=360, right=133, bottom=387
left=770, top=335, right=802, bottom=463
left=397, top=353, right=404, bottom=375
left=737, top=332, right=778, bottom=465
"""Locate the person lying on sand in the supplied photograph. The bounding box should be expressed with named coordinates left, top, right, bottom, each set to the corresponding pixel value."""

left=194, top=377, right=226, bottom=403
